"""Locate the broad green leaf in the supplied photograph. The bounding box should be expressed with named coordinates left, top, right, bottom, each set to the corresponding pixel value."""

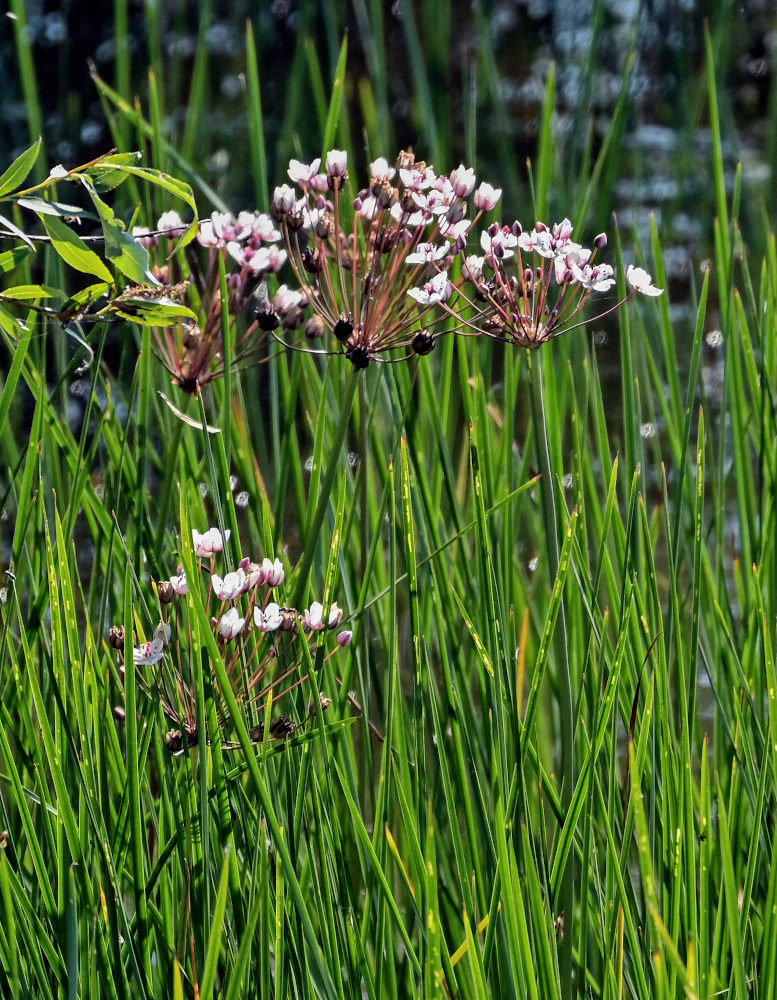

left=18, top=196, right=94, bottom=220
left=61, top=282, right=111, bottom=311
left=103, top=164, right=199, bottom=248
left=79, top=177, right=157, bottom=284
left=40, top=216, right=113, bottom=282
left=0, top=246, right=33, bottom=274
left=87, top=152, right=142, bottom=192
left=0, top=211, right=34, bottom=246
left=109, top=298, right=196, bottom=326
left=40, top=214, right=114, bottom=282
left=0, top=284, right=66, bottom=300
left=0, top=138, right=42, bottom=197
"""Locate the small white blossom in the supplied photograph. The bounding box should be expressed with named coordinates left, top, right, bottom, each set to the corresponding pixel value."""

left=450, top=164, right=476, bottom=197
left=405, top=241, right=450, bottom=265
left=408, top=270, right=452, bottom=306
left=133, top=638, right=165, bottom=665
left=156, top=210, right=186, bottom=236
left=325, top=149, right=348, bottom=178
left=154, top=622, right=172, bottom=646
left=272, top=184, right=299, bottom=216
left=369, top=157, right=395, bottom=180
left=261, top=557, right=285, bottom=587
left=463, top=254, right=485, bottom=282
left=212, top=569, right=247, bottom=601
left=288, top=157, right=322, bottom=185
left=169, top=571, right=188, bottom=595
left=473, top=182, right=501, bottom=210
left=192, top=527, right=230, bottom=558
left=254, top=602, right=283, bottom=632
left=573, top=261, right=616, bottom=292
left=481, top=227, right=518, bottom=260
left=626, top=265, right=663, bottom=297
left=250, top=213, right=281, bottom=242
left=218, top=607, right=245, bottom=641
left=304, top=602, right=326, bottom=631
left=326, top=602, right=343, bottom=628
left=438, top=217, right=471, bottom=241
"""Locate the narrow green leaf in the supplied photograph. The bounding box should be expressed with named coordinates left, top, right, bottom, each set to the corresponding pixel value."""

left=200, top=849, right=232, bottom=1000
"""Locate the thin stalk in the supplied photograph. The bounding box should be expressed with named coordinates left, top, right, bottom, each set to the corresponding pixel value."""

left=528, top=348, right=574, bottom=996
left=292, top=370, right=359, bottom=608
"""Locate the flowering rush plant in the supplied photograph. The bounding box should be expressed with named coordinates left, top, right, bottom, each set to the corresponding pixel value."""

left=133, top=208, right=290, bottom=393
left=268, top=148, right=662, bottom=366
left=109, top=526, right=352, bottom=754
left=269, top=148, right=502, bottom=367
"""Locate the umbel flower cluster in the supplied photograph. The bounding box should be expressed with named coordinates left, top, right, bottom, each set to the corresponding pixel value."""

left=267, top=149, right=662, bottom=366
left=109, top=526, right=351, bottom=754
left=144, top=148, right=663, bottom=389
left=134, top=209, right=289, bottom=392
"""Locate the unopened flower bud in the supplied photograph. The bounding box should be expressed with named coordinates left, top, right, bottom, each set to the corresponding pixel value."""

left=279, top=608, right=298, bottom=631
left=511, top=221, right=523, bottom=237
left=309, top=693, right=333, bottom=715
left=305, top=315, right=325, bottom=340
left=346, top=345, right=371, bottom=370
left=337, top=630, right=353, bottom=647
left=445, top=200, right=466, bottom=224
left=594, top=233, right=607, bottom=249
left=269, top=716, right=296, bottom=740
left=315, top=213, right=333, bottom=239
left=108, top=625, right=125, bottom=650
left=182, top=321, right=201, bottom=349
left=302, top=247, right=325, bottom=273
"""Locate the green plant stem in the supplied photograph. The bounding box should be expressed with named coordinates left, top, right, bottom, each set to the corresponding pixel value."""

left=528, top=349, right=575, bottom=997
left=292, top=369, right=359, bottom=608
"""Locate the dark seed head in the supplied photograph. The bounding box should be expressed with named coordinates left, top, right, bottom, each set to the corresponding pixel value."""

left=269, top=716, right=297, bottom=740
left=334, top=316, right=354, bottom=342
left=256, top=307, right=280, bottom=331
left=346, top=345, right=371, bottom=370
left=412, top=331, right=435, bottom=356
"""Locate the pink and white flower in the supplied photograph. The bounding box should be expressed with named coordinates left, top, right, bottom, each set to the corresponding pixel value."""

left=133, top=637, right=165, bottom=665
left=211, top=569, right=248, bottom=601
left=473, top=182, right=502, bottom=210
left=408, top=270, right=452, bottom=306
left=254, top=602, right=283, bottom=632
left=261, top=557, right=285, bottom=588
left=217, top=607, right=245, bottom=641
left=169, top=571, right=188, bottom=595
left=481, top=226, right=518, bottom=261
left=288, top=158, right=322, bottom=186
left=405, top=241, right=450, bottom=265
left=192, top=527, right=230, bottom=558
left=157, top=210, right=186, bottom=236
